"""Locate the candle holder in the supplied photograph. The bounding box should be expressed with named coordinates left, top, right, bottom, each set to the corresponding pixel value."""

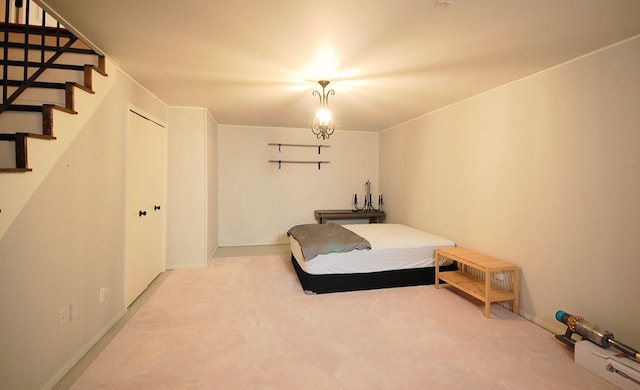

left=353, top=180, right=383, bottom=211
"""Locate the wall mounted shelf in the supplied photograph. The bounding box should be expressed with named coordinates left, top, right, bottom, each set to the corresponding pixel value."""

left=268, top=143, right=330, bottom=154
left=269, top=160, right=330, bottom=170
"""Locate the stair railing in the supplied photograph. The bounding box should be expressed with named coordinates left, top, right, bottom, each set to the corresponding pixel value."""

left=1, top=0, right=74, bottom=114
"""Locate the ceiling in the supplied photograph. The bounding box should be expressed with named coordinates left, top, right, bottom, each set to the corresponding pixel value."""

left=39, top=0, right=640, bottom=132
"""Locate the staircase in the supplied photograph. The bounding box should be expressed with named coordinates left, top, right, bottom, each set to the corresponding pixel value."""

left=0, top=0, right=115, bottom=238
left=1, top=0, right=107, bottom=172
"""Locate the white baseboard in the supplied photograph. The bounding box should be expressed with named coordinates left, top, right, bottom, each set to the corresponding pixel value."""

left=42, top=308, right=127, bottom=390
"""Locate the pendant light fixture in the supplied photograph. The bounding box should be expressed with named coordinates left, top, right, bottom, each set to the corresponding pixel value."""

left=311, top=80, right=335, bottom=139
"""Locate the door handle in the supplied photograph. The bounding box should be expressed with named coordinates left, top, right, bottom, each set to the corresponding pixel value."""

left=139, top=210, right=147, bottom=217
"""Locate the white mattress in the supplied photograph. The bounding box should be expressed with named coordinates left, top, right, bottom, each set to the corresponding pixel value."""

left=290, top=223, right=455, bottom=275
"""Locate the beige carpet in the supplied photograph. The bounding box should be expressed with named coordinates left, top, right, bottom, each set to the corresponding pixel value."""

left=71, top=254, right=615, bottom=389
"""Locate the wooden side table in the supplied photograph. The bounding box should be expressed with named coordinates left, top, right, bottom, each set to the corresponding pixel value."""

left=435, top=247, right=519, bottom=318
left=314, top=209, right=385, bottom=224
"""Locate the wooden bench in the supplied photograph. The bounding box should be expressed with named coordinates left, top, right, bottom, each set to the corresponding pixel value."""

left=435, top=247, right=519, bottom=318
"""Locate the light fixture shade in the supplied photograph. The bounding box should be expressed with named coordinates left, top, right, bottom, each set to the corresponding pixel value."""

left=311, top=80, right=335, bottom=139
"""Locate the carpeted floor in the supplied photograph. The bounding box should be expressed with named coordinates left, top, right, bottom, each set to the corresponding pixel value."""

left=70, top=254, right=615, bottom=389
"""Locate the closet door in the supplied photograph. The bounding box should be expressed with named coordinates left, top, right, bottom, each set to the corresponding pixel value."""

left=125, top=110, right=166, bottom=307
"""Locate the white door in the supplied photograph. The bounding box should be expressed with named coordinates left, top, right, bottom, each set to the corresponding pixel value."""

left=125, top=110, right=166, bottom=306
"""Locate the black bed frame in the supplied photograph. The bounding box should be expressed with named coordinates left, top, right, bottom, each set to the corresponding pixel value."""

left=291, top=254, right=458, bottom=294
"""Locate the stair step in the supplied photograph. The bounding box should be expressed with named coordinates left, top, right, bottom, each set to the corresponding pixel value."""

left=5, top=104, right=77, bottom=114
left=49, top=104, right=77, bottom=115
left=0, top=133, right=57, bottom=141
left=0, top=22, right=74, bottom=38
left=5, top=80, right=94, bottom=94
left=6, top=60, right=86, bottom=71
left=0, top=132, right=57, bottom=171
left=70, top=82, right=94, bottom=94
left=89, top=63, right=108, bottom=77
left=4, top=41, right=95, bottom=55
left=0, top=168, right=32, bottom=173
left=5, top=104, right=43, bottom=112
left=5, top=80, right=66, bottom=89
left=0, top=133, right=57, bottom=143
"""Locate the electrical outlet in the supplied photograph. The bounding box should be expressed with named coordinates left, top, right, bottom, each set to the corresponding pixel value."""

left=99, top=287, right=105, bottom=303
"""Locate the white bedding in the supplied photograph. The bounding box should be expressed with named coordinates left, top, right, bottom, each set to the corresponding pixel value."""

left=290, top=223, right=455, bottom=275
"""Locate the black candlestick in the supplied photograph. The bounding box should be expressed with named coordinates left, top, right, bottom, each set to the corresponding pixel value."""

left=353, top=180, right=383, bottom=211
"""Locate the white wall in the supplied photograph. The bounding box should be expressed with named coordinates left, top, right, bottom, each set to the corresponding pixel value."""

left=218, top=126, right=379, bottom=246
left=166, top=107, right=218, bottom=268
left=380, top=36, right=640, bottom=347
left=0, top=67, right=167, bottom=390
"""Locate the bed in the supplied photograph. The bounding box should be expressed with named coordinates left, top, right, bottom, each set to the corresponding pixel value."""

left=288, top=223, right=457, bottom=294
